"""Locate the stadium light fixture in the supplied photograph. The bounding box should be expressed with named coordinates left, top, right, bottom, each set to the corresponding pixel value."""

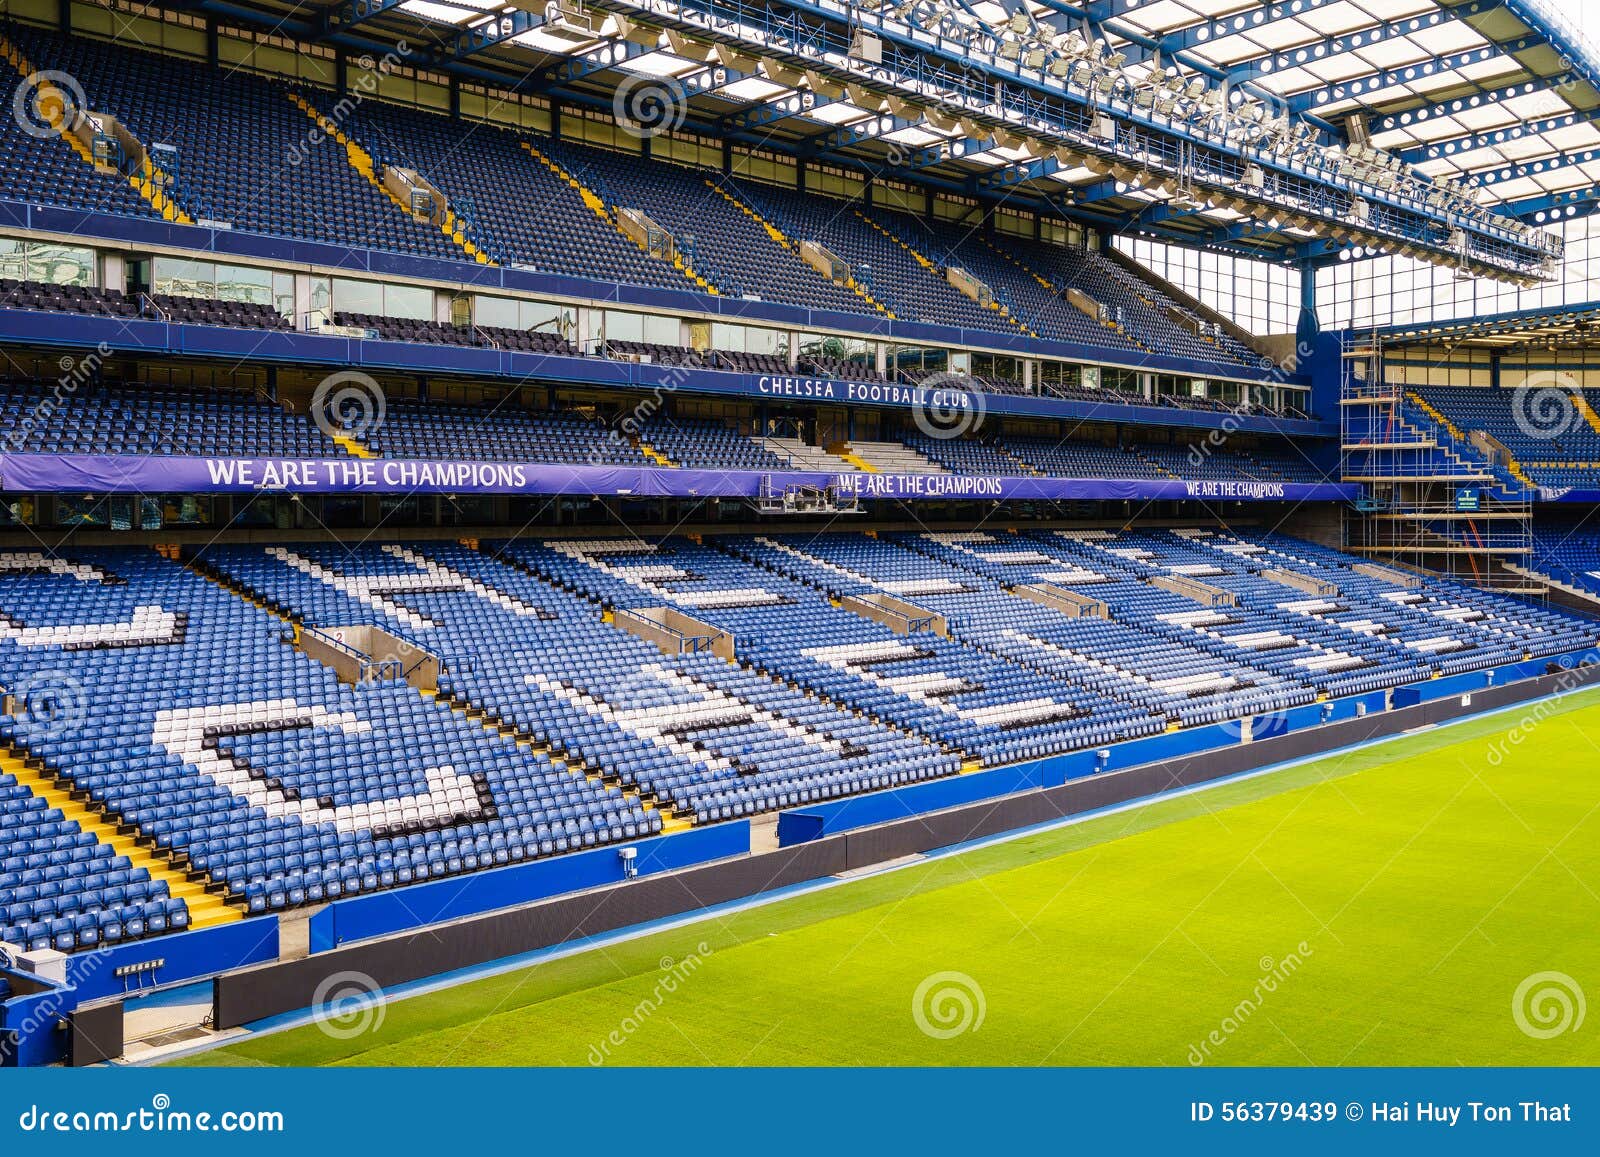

left=610, top=16, right=660, bottom=48
left=759, top=59, right=805, bottom=88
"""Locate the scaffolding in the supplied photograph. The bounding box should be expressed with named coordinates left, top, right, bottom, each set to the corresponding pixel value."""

left=1339, top=330, right=1540, bottom=593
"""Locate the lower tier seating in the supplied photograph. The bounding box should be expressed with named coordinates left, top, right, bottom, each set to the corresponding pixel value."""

left=1, top=528, right=1592, bottom=951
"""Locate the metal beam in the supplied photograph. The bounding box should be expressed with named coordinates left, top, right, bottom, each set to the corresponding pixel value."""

left=1400, top=110, right=1584, bottom=164
left=1351, top=40, right=1554, bottom=125
left=719, top=90, right=845, bottom=132
left=318, top=0, right=409, bottom=40
left=1188, top=1, right=1505, bottom=85
left=1139, top=0, right=1349, bottom=63
left=447, top=8, right=553, bottom=62
left=802, top=111, right=919, bottom=158
left=546, top=35, right=653, bottom=83
left=1500, top=182, right=1600, bottom=223
left=1478, top=147, right=1600, bottom=192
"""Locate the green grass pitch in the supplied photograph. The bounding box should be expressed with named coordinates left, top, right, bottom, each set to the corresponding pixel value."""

left=181, top=687, right=1600, bottom=1067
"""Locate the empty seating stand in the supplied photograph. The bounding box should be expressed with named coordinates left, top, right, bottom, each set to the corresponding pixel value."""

left=10, top=24, right=459, bottom=258
left=0, top=380, right=339, bottom=456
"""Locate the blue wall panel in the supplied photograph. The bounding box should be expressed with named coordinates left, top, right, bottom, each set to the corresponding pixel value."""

left=64, top=917, right=281, bottom=1005
left=310, top=821, right=750, bottom=950
left=0, top=982, right=72, bottom=1068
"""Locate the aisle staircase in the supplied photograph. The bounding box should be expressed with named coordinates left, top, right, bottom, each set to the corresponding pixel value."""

left=287, top=91, right=494, bottom=266
left=708, top=179, right=895, bottom=318
left=857, top=211, right=1035, bottom=337
left=520, top=140, right=718, bottom=295
left=0, top=746, right=241, bottom=929
left=1, top=31, right=194, bottom=223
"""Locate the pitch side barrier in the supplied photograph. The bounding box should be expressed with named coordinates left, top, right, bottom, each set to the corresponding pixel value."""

left=207, top=650, right=1600, bottom=1034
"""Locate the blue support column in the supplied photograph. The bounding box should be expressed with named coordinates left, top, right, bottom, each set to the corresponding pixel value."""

left=1298, top=261, right=1339, bottom=421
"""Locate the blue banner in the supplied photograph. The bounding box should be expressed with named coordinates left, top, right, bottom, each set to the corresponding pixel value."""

left=0, top=454, right=1358, bottom=503
left=0, top=1068, right=1592, bottom=1154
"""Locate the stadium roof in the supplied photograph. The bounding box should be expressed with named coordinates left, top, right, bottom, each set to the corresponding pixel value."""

left=150, top=0, right=1597, bottom=269
left=1378, top=299, right=1600, bottom=347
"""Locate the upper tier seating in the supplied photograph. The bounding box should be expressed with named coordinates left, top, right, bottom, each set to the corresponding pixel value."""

left=0, top=26, right=1293, bottom=385
left=993, top=237, right=1260, bottom=367
left=9, top=25, right=459, bottom=258
left=728, top=180, right=1008, bottom=332
left=0, top=32, right=157, bottom=219
left=531, top=137, right=873, bottom=315
left=340, top=98, right=689, bottom=290
left=864, top=209, right=1144, bottom=351
left=1414, top=385, right=1600, bottom=487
